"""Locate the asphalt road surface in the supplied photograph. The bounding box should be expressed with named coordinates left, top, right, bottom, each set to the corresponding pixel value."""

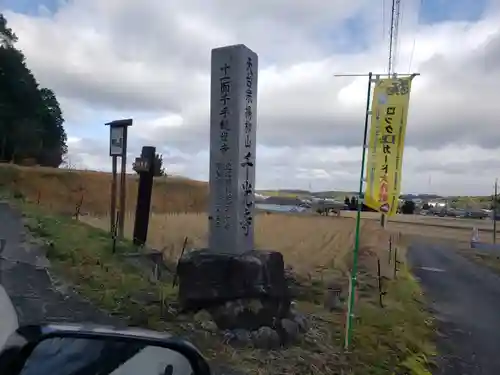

left=409, top=239, right=500, bottom=374
left=0, top=201, right=119, bottom=326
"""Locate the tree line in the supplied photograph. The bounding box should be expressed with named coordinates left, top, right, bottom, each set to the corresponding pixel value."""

left=0, top=14, right=67, bottom=167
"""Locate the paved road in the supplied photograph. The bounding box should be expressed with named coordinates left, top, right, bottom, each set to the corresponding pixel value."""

left=409, top=239, right=500, bottom=374
left=0, top=202, right=119, bottom=326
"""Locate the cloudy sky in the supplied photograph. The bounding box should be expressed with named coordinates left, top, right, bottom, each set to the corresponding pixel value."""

left=1, top=0, right=499, bottom=195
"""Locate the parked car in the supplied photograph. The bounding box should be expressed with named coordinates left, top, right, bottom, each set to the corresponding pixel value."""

left=465, top=210, right=488, bottom=219
left=435, top=208, right=452, bottom=217
left=445, top=209, right=459, bottom=217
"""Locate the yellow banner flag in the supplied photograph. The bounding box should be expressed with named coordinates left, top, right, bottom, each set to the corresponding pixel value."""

left=364, top=77, right=412, bottom=216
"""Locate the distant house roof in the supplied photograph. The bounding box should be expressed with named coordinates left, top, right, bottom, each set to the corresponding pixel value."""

left=255, top=194, right=268, bottom=203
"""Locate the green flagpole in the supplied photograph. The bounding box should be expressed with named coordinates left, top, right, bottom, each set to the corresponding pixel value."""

left=344, top=71, right=374, bottom=351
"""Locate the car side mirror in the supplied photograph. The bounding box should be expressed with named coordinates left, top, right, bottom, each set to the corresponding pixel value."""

left=0, top=324, right=211, bottom=375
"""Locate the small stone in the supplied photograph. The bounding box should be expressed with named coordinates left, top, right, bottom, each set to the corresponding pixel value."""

left=209, top=298, right=287, bottom=331
left=200, top=320, right=218, bottom=332
left=291, top=311, right=309, bottom=333
left=179, top=322, right=196, bottom=331
left=245, top=299, right=264, bottom=314
left=233, top=329, right=252, bottom=344
left=222, top=330, right=235, bottom=344
left=194, top=310, right=212, bottom=322
left=160, top=305, right=178, bottom=321
left=251, top=326, right=281, bottom=350
left=222, top=329, right=252, bottom=347
left=280, top=318, right=300, bottom=343
left=323, top=282, right=342, bottom=312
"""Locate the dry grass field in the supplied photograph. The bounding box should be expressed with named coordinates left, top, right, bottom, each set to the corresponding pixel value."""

left=2, top=162, right=490, bottom=246
left=341, top=210, right=494, bottom=229
left=82, top=212, right=389, bottom=278
left=0, top=163, right=391, bottom=276
left=0, top=164, right=434, bottom=374
left=341, top=210, right=499, bottom=243
left=0, top=163, right=208, bottom=214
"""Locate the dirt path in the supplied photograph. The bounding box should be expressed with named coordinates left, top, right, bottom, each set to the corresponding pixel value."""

left=408, top=239, right=500, bottom=374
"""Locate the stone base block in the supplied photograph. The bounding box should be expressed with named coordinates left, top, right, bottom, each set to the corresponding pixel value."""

left=177, top=249, right=290, bottom=330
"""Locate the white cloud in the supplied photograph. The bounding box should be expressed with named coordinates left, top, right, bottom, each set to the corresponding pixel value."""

left=3, top=0, right=500, bottom=195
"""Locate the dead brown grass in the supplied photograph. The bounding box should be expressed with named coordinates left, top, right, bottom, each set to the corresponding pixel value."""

left=1, top=164, right=435, bottom=374
left=0, top=163, right=208, bottom=214
left=341, top=210, right=500, bottom=244
left=0, top=163, right=392, bottom=276
left=82, top=212, right=390, bottom=278
left=341, top=210, right=495, bottom=230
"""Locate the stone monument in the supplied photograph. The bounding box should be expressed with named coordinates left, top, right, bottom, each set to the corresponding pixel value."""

left=207, top=43, right=257, bottom=254
left=176, top=45, right=302, bottom=347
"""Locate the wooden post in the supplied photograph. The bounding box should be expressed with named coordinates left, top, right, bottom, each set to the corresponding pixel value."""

left=106, top=119, right=133, bottom=238
left=110, top=156, right=118, bottom=233
left=132, top=146, right=156, bottom=246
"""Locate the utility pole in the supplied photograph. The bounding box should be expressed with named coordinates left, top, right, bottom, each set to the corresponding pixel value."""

left=494, top=178, right=498, bottom=244
left=387, top=0, right=401, bottom=77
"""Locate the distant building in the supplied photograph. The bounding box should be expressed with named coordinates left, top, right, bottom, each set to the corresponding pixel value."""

left=264, top=196, right=305, bottom=206
left=255, top=193, right=268, bottom=203
left=428, top=201, right=446, bottom=208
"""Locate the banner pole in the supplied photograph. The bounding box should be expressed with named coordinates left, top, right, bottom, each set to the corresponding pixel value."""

left=494, top=178, right=498, bottom=244
left=344, top=71, right=374, bottom=351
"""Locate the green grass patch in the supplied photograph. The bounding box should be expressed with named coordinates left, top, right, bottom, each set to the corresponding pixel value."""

left=20, top=202, right=180, bottom=329
left=13, top=197, right=435, bottom=375
left=351, top=269, right=436, bottom=374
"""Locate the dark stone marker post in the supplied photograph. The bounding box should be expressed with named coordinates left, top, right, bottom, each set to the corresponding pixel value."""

left=176, top=45, right=299, bottom=347
left=132, top=146, right=156, bottom=246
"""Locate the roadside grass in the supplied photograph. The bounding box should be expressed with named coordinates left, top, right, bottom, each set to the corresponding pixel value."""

left=21, top=202, right=179, bottom=329
left=458, top=247, right=500, bottom=275
left=351, top=269, right=435, bottom=375
left=11, top=196, right=435, bottom=375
